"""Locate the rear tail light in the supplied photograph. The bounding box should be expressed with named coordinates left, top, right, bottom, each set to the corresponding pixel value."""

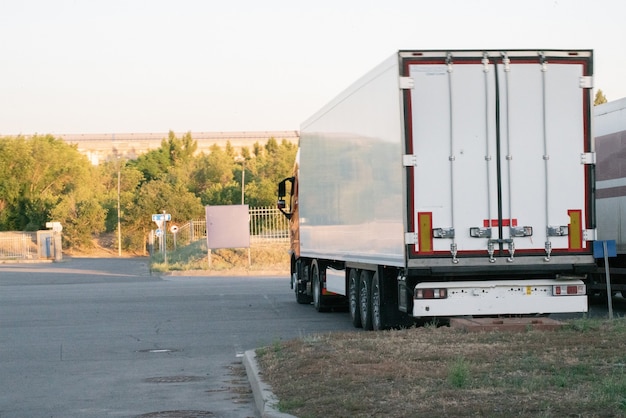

left=415, top=288, right=448, bottom=299
left=553, top=284, right=586, bottom=296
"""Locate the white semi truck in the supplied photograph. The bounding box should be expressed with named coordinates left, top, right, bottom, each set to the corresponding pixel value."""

left=278, top=50, right=594, bottom=330
left=591, top=97, right=626, bottom=293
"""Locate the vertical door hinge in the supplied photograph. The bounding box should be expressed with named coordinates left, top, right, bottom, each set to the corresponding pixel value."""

left=581, top=152, right=596, bottom=165
left=579, top=76, right=593, bottom=89
left=583, top=229, right=597, bottom=241
left=399, top=77, right=414, bottom=90
left=404, top=232, right=418, bottom=245
left=403, top=154, right=418, bottom=167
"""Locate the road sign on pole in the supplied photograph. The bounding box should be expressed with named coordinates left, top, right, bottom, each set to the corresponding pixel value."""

left=152, top=213, right=170, bottom=230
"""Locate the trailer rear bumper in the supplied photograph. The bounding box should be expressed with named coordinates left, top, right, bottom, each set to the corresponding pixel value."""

left=412, top=279, right=588, bottom=318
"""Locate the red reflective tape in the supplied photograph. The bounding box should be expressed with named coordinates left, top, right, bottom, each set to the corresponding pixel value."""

left=483, top=219, right=518, bottom=227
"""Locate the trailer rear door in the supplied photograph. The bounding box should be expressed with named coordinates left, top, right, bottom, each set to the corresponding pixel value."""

left=402, top=50, right=594, bottom=265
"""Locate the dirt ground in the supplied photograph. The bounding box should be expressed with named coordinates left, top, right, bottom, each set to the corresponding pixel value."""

left=256, top=318, right=626, bottom=418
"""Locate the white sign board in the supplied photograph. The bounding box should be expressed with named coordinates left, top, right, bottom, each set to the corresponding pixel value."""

left=45, top=221, right=63, bottom=232
left=205, top=205, right=250, bottom=249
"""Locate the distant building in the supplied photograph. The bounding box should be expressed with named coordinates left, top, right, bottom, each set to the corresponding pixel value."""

left=57, top=131, right=300, bottom=164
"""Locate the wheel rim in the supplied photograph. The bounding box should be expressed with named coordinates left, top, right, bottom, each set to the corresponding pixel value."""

left=349, top=271, right=359, bottom=324
left=360, top=276, right=369, bottom=323
left=299, top=264, right=310, bottom=301
left=349, top=278, right=357, bottom=317
left=312, top=265, right=320, bottom=307
left=372, top=274, right=381, bottom=330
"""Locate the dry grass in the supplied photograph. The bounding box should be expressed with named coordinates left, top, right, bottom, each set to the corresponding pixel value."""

left=65, top=234, right=290, bottom=274
left=150, top=239, right=290, bottom=273
left=256, top=318, right=626, bottom=418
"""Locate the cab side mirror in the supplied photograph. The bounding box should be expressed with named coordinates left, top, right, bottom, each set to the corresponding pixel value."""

left=277, top=177, right=295, bottom=219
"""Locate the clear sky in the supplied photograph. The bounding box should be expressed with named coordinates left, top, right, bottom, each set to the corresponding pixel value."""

left=1, top=0, right=625, bottom=135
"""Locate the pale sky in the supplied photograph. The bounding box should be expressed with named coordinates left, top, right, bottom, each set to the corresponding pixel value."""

left=1, top=0, right=625, bottom=135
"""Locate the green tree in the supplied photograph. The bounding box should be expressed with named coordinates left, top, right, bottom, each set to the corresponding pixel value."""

left=131, top=131, right=197, bottom=182
left=0, top=137, right=30, bottom=227
left=130, top=144, right=170, bottom=182
left=124, top=179, right=204, bottom=251
left=191, top=144, right=237, bottom=203
left=0, top=135, right=106, bottom=248
left=253, top=138, right=297, bottom=185
left=0, top=134, right=299, bottom=253
left=243, top=179, right=277, bottom=207
left=98, top=159, right=145, bottom=234
left=167, top=131, right=197, bottom=165
left=51, top=196, right=105, bottom=248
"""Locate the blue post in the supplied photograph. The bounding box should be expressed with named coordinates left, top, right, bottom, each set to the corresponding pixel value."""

left=594, top=240, right=617, bottom=320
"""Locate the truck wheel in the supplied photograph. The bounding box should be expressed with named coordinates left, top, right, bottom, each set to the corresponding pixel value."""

left=294, top=261, right=312, bottom=304
left=312, top=260, right=329, bottom=312
left=295, top=278, right=311, bottom=304
left=348, top=269, right=362, bottom=328
left=371, top=272, right=385, bottom=331
left=359, top=270, right=373, bottom=330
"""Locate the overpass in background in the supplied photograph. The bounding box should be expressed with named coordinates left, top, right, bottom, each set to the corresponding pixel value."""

left=57, top=130, right=300, bottom=165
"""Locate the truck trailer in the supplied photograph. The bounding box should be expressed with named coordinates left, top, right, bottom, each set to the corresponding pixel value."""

left=278, top=49, right=594, bottom=330
left=591, top=97, right=626, bottom=293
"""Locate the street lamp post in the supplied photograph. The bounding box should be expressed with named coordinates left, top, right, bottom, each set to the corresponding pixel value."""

left=235, top=156, right=245, bottom=205
left=117, top=160, right=122, bottom=256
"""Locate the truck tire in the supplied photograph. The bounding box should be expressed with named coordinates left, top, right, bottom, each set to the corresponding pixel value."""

left=294, top=261, right=312, bottom=304
left=359, top=270, right=373, bottom=330
left=371, top=272, right=385, bottom=331
left=312, top=260, right=329, bottom=312
left=348, top=269, right=362, bottom=328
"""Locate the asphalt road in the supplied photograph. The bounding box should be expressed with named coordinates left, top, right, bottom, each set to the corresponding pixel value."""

left=1, top=258, right=623, bottom=418
left=0, top=258, right=356, bottom=418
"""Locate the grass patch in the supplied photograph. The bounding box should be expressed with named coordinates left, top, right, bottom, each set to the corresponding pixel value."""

left=448, top=356, right=471, bottom=388
left=150, top=239, right=289, bottom=273
left=256, top=318, right=626, bottom=417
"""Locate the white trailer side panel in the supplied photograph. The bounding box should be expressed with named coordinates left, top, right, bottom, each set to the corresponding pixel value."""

left=297, top=50, right=594, bottom=272
left=595, top=97, right=626, bottom=253
left=298, top=55, right=405, bottom=266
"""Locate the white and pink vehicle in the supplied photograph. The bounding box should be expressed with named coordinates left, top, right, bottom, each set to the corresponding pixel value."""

left=592, top=97, right=626, bottom=293
left=278, top=50, right=594, bottom=329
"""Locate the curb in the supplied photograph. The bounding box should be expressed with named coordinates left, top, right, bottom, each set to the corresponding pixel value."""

left=162, top=270, right=288, bottom=277
left=243, top=350, right=298, bottom=418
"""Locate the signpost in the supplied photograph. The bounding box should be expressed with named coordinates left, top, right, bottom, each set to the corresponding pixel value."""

left=170, top=225, right=179, bottom=250
left=205, top=205, right=251, bottom=269
left=152, top=212, right=171, bottom=265
left=152, top=213, right=171, bottom=223
left=593, top=240, right=617, bottom=320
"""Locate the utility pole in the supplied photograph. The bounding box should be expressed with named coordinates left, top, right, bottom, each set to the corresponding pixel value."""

left=117, top=162, right=122, bottom=256
left=235, top=155, right=245, bottom=204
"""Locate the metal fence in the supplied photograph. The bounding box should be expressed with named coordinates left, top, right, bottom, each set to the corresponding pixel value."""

left=249, top=206, right=289, bottom=242
left=1, top=206, right=289, bottom=260
left=0, top=232, right=38, bottom=260
left=158, top=206, right=289, bottom=250
left=172, top=219, right=207, bottom=247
